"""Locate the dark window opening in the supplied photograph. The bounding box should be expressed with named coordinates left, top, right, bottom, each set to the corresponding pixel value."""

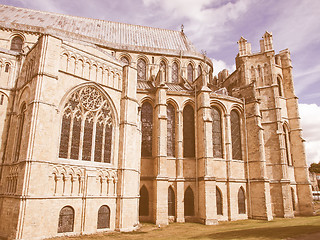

left=139, top=186, right=149, bottom=216
left=184, top=187, right=194, bottom=216
left=183, top=105, right=195, bottom=158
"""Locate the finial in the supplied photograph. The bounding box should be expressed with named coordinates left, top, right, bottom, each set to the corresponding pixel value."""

left=181, top=24, right=184, bottom=32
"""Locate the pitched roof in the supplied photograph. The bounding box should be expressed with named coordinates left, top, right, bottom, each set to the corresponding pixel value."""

left=0, top=4, right=202, bottom=57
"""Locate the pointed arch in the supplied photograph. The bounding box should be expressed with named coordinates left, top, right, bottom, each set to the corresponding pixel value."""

left=159, top=60, right=167, bottom=82
left=167, top=103, right=176, bottom=157
left=139, top=185, right=149, bottom=216
left=216, top=186, right=223, bottom=215
left=187, top=63, right=194, bottom=82
left=168, top=186, right=175, bottom=216
left=97, top=205, right=110, bottom=229
left=277, top=76, right=283, bottom=97
left=184, top=186, right=194, bottom=216
left=141, top=101, right=153, bottom=157
left=172, top=62, right=179, bottom=83
left=230, top=110, right=242, bottom=160
left=183, top=104, right=195, bottom=158
left=238, top=187, right=246, bottom=214
left=197, top=64, right=202, bottom=78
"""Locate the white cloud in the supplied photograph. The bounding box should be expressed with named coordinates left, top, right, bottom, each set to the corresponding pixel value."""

left=299, top=103, right=320, bottom=165
left=211, top=58, right=235, bottom=76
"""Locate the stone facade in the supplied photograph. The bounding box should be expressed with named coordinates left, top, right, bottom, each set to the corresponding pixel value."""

left=0, top=4, right=313, bottom=240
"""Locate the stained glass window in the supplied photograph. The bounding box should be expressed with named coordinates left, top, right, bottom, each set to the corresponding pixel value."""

left=58, top=86, right=113, bottom=163
left=183, top=105, right=195, bottom=158
left=187, top=63, right=193, bottom=82
left=137, top=58, right=146, bottom=81
left=167, top=104, right=175, bottom=157
left=172, top=62, right=179, bottom=83
left=231, top=110, right=242, bottom=160
left=141, top=102, right=153, bottom=157
left=212, top=107, right=222, bottom=158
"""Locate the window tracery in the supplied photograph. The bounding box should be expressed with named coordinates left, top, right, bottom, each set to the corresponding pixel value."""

left=59, top=86, right=113, bottom=163
left=211, top=107, right=222, bottom=158
left=137, top=58, right=146, bottom=81
left=231, top=110, right=242, bottom=160
left=187, top=63, right=193, bottom=82
left=167, top=103, right=175, bottom=157
left=141, top=102, right=153, bottom=157
left=172, top=62, right=179, bottom=83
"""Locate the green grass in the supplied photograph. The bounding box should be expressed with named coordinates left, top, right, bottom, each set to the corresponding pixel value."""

left=50, top=215, right=320, bottom=240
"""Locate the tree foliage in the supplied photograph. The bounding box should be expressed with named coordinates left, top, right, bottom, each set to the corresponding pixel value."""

left=309, top=162, right=320, bottom=173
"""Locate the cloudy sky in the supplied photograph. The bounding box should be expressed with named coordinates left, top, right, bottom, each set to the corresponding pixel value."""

left=1, top=0, right=320, bottom=164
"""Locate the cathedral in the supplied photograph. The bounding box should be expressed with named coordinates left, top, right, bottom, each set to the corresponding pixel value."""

left=0, top=4, right=313, bottom=240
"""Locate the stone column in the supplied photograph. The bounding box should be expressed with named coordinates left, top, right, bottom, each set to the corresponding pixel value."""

left=224, top=113, right=232, bottom=221
left=153, top=72, right=169, bottom=225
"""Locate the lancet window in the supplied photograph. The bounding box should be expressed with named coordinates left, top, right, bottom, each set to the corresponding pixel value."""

left=59, top=86, right=113, bottom=163
left=160, top=61, right=166, bottom=81
left=183, top=105, right=195, bottom=158
left=167, top=103, right=175, bottom=157
left=141, top=102, right=153, bottom=157
left=211, top=107, right=223, bottom=158
left=238, top=187, right=246, bottom=214
left=172, top=62, right=179, bottom=83
left=15, top=103, right=26, bottom=162
left=184, top=187, right=194, bottom=216
left=230, top=110, right=242, bottom=160
left=168, top=186, right=175, bottom=216
left=216, top=187, right=223, bottom=215
left=197, top=65, right=202, bottom=78
left=139, top=185, right=149, bottom=216
left=187, top=63, right=193, bottom=82
left=137, top=58, right=147, bottom=81
left=283, top=125, right=292, bottom=166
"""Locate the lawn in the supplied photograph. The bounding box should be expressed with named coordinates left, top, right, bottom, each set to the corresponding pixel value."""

left=50, top=215, right=320, bottom=240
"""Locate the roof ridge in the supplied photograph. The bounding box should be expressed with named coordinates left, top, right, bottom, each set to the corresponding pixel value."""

left=0, top=4, right=184, bottom=35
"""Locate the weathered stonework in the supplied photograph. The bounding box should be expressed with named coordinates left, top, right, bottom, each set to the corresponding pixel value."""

left=0, top=4, right=313, bottom=240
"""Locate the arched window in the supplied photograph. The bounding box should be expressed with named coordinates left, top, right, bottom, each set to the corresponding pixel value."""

left=172, top=62, right=179, bottom=83
left=120, top=56, right=129, bottom=65
left=10, top=36, right=23, bottom=52
left=211, top=107, right=222, bottom=158
left=168, top=186, right=175, bottom=216
left=277, top=77, right=283, bottom=97
left=184, top=187, right=194, bottom=216
left=216, top=187, right=223, bottom=215
left=58, top=86, right=113, bottom=163
left=291, top=188, right=296, bottom=211
left=167, top=103, right=175, bottom=157
left=283, top=125, right=292, bottom=166
left=141, top=102, right=153, bottom=157
left=238, top=187, right=246, bottom=214
left=183, top=105, right=195, bottom=157
left=5, top=63, right=10, bottom=73
left=159, top=60, right=166, bottom=81
left=97, top=205, right=110, bottom=229
left=197, top=65, right=202, bottom=78
left=230, top=110, right=242, bottom=160
left=139, top=186, right=149, bottom=216
left=58, top=206, right=74, bottom=233
left=137, top=58, right=146, bottom=81
left=187, top=63, right=193, bottom=82
left=15, top=103, right=26, bottom=162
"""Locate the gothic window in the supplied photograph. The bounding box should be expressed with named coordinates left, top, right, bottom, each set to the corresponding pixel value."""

left=183, top=105, right=195, bottom=158
left=97, top=205, right=110, bottom=229
left=10, top=36, right=23, bottom=52
left=187, top=63, right=193, bottom=82
left=15, top=103, right=26, bottom=162
left=167, top=103, right=175, bottom=157
left=238, top=187, right=246, bottom=214
left=0, top=94, right=4, bottom=105
left=291, top=188, right=296, bottom=211
left=58, top=206, right=74, bottom=233
left=58, top=86, right=113, bottom=163
left=211, top=107, right=222, bottom=158
left=139, top=185, right=149, bottom=216
left=184, top=187, right=194, bottom=216
left=160, top=61, right=166, bottom=81
left=277, top=77, right=283, bottom=97
left=141, top=102, right=153, bottom=157
left=120, top=56, right=129, bottom=65
left=197, top=65, right=202, bottom=78
left=231, top=110, right=242, bottom=160
left=283, top=125, right=292, bottom=166
left=5, top=63, right=9, bottom=73
left=216, top=187, right=223, bottom=215
left=137, top=58, right=146, bottom=81
left=172, top=62, right=179, bottom=83
left=168, top=186, right=175, bottom=216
